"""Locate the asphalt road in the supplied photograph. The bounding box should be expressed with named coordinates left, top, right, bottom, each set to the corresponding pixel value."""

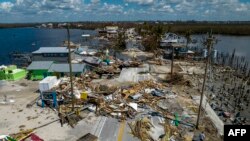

left=90, top=115, right=165, bottom=141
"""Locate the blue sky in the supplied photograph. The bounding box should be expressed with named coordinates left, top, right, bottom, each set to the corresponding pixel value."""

left=0, top=0, right=250, bottom=23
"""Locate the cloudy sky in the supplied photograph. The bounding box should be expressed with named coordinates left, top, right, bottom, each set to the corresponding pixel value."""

left=0, top=0, right=250, bottom=23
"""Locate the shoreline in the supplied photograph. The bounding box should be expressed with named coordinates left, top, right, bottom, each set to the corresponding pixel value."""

left=1, top=23, right=250, bottom=36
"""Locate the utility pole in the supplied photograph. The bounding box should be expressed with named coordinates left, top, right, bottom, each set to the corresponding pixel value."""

left=171, top=45, right=174, bottom=78
left=67, top=25, right=75, bottom=111
left=196, top=32, right=213, bottom=129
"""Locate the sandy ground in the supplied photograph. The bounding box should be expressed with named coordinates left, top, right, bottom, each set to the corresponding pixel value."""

left=0, top=79, right=167, bottom=141
left=0, top=80, right=56, bottom=137
left=0, top=79, right=100, bottom=141
left=150, top=64, right=182, bottom=74
left=176, top=61, right=205, bottom=75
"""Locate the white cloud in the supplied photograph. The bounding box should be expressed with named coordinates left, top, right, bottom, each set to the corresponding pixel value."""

left=235, top=3, right=248, bottom=12
left=0, top=0, right=250, bottom=22
left=91, top=0, right=100, bottom=4
left=16, top=0, right=24, bottom=5
left=174, top=2, right=195, bottom=14
left=0, top=2, right=14, bottom=12
left=151, top=3, right=174, bottom=13
left=10, top=0, right=83, bottom=15
left=124, top=0, right=154, bottom=5
left=205, top=10, right=209, bottom=14
left=101, top=3, right=124, bottom=13
left=162, top=5, right=174, bottom=13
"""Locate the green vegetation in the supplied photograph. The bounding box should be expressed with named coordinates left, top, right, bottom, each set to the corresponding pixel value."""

left=165, top=24, right=250, bottom=36
left=142, top=35, right=158, bottom=52
left=114, top=32, right=126, bottom=51
left=140, top=24, right=164, bottom=52
left=135, top=22, right=250, bottom=36
left=0, top=23, right=37, bottom=28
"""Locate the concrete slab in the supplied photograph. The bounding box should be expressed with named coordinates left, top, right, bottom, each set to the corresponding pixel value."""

left=193, top=95, right=224, bottom=135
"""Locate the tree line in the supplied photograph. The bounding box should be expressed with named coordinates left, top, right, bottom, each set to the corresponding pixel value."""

left=1, top=22, right=250, bottom=35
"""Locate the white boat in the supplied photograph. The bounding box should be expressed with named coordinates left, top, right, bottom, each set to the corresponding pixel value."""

left=81, top=34, right=90, bottom=37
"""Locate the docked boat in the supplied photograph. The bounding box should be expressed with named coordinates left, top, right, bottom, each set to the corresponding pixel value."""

left=81, top=34, right=91, bottom=37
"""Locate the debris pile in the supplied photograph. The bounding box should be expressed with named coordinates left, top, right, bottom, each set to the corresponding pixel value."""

left=128, top=117, right=155, bottom=141
left=88, top=80, right=167, bottom=120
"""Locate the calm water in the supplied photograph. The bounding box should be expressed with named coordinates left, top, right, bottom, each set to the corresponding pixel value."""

left=0, top=27, right=97, bottom=64
left=0, top=28, right=250, bottom=65
left=214, top=35, right=250, bottom=57
left=193, top=34, right=250, bottom=60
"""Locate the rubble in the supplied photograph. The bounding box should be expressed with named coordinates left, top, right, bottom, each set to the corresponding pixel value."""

left=35, top=74, right=172, bottom=122
left=128, top=117, right=155, bottom=141
left=2, top=60, right=223, bottom=141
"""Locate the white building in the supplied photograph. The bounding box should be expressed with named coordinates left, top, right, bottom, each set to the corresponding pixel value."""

left=160, top=33, right=186, bottom=47
left=105, top=26, right=118, bottom=38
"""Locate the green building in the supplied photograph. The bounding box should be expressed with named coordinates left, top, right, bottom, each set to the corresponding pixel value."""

left=0, top=65, right=27, bottom=81
left=27, top=61, right=53, bottom=80
left=27, top=61, right=87, bottom=80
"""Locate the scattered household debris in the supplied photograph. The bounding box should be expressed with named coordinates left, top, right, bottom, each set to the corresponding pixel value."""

left=0, top=95, right=15, bottom=105
left=128, top=117, right=155, bottom=141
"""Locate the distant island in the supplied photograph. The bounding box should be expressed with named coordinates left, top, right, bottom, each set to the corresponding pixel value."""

left=1, top=21, right=250, bottom=35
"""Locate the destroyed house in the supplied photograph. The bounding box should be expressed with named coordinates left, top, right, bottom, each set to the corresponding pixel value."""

left=27, top=61, right=54, bottom=80
left=160, top=33, right=186, bottom=47
left=32, top=47, right=75, bottom=62
left=48, top=63, right=86, bottom=77
left=105, top=26, right=118, bottom=38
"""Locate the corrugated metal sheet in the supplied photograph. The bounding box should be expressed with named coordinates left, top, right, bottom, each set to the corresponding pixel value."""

left=32, top=47, right=71, bottom=54
left=27, top=61, right=53, bottom=70
left=48, top=63, right=85, bottom=73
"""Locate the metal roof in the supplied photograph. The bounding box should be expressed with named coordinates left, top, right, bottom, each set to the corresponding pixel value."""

left=32, top=47, right=71, bottom=54
left=27, top=61, right=53, bottom=70
left=48, top=63, right=85, bottom=73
